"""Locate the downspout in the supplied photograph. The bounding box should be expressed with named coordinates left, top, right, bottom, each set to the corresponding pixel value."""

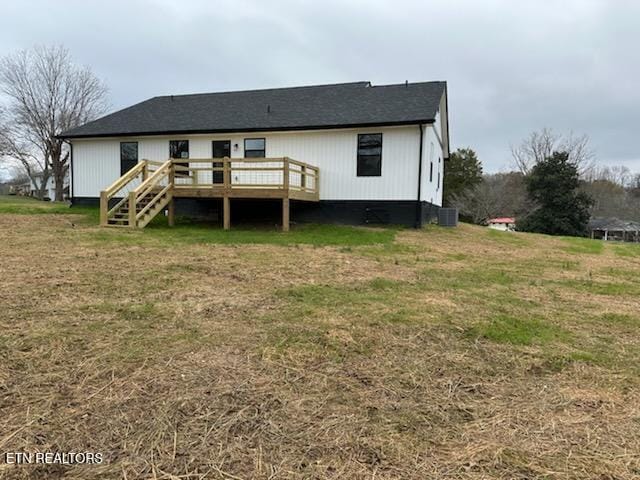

left=63, top=140, right=74, bottom=205
left=415, top=124, right=424, bottom=228
left=443, top=83, right=451, bottom=160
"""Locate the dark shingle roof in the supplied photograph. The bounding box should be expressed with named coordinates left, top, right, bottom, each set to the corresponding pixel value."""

left=589, top=217, right=640, bottom=232
left=60, top=81, right=446, bottom=138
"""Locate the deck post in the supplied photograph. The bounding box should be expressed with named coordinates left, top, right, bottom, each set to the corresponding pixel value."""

left=223, top=196, right=230, bottom=230
left=282, top=198, right=290, bottom=232
left=222, top=156, right=231, bottom=230
left=223, top=156, right=230, bottom=193
left=167, top=199, right=175, bottom=227
left=99, top=191, right=108, bottom=226
left=168, top=161, right=175, bottom=227
left=300, top=165, right=306, bottom=191
left=128, top=191, right=137, bottom=228
left=192, top=160, right=198, bottom=185
left=142, top=161, right=149, bottom=181
left=283, top=157, right=290, bottom=192
left=282, top=158, right=290, bottom=231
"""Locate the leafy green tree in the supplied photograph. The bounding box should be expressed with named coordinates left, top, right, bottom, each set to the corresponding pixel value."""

left=443, top=148, right=483, bottom=206
left=517, top=151, right=593, bottom=236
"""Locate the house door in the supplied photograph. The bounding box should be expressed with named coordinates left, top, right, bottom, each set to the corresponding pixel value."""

left=212, top=140, right=231, bottom=184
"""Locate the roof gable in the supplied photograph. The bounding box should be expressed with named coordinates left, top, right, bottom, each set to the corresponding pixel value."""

left=60, top=81, right=446, bottom=138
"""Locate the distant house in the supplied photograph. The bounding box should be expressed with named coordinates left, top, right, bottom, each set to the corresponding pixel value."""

left=9, top=180, right=31, bottom=196
left=487, top=217, right=516, bottom=231
left=589, top=218, right=640, bottom=242
left=29, top=172, right=70, bottom=201
left=59, top=81, right=450, bottom=229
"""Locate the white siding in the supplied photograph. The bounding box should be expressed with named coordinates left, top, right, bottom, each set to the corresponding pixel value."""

left=72, top=126, right=424, bottom=201
left=488, top=223, right=509, bottom=231
left=73, top=140, right=121, bottom=197
left=30, top=176, right=62, bottom=199
left=420, top=124, right=444, bottom=206
left=44, top=177, right=55, bottom=199
left=266, top=127, right=420, bottom=200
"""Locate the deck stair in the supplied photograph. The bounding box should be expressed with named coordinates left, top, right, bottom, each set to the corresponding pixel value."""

left=100, top=157, right=319, bottom=231
left=100, top=159, right=173, bottom=228
left=106, top=190, right=170, bottom=227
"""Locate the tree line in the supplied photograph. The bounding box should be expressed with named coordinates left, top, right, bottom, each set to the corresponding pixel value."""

left=444, top=129, right=640, bottom=236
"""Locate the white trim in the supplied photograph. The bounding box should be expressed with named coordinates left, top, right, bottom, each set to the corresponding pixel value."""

left=68, top=124, right=422, bottom=143
left=429, top=122, right=443, bottom=150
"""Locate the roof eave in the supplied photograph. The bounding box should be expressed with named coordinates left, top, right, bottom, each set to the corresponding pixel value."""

left=57, top=119, right=435, bottom=140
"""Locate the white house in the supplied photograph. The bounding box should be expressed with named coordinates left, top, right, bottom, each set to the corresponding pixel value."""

left=487, top=217, right=516, bottom=231
left=30, top=171, right=69, bottom=201
left=60, top=81, right=449, bottom=228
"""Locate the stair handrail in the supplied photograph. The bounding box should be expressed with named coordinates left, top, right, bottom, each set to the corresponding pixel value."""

left=103, top=160, right=147, bottom=196
left=132, top=159, right=172, bottom=199
left=100, top=160, right=150, bottom=226
left=130, top=159, right=174, bottom=225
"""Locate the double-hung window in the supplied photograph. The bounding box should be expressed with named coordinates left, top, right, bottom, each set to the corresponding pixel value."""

left=357, top=134, right=382, bottom=176
left=170, top=140, right=190, bottom=177
left=244, top=138, right=265, bottom=158
left=120, top=142, right=138, bottom=175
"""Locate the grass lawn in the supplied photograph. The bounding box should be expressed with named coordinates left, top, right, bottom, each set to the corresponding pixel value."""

left=0, top=194, right=98, bottom=219
left=1, top=197, right=640, bottom=479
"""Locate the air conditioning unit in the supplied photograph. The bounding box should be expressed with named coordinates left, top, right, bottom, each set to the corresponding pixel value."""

left=438, top=208, right=458, bottom=227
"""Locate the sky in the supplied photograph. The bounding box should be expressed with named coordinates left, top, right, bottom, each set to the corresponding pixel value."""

left=1, top=0, right=639, bottom=175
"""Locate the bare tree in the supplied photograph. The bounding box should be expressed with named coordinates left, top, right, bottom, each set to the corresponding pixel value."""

left=0, top=107, right=49, bottom=198
left=584, top=165, right=633, bottom=187
left=511, top=128, right=596, bottom=176
left=0, top=45, right=107, bottom=200
left=0, top=106, right=6, bottom=154
left=580, top=164, right=640, bottom=221
left=451, top=172, right=529, bottom=224
left=450, top=181, right=500, bottom=224
left=611, top=166, right=633, bottom=187
left=631, top=173, right=640, bottom=197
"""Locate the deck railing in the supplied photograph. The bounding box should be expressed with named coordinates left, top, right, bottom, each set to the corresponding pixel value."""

left=100, top=156, right=319, bottom=230
left=171, top=157, right=319, bottom=200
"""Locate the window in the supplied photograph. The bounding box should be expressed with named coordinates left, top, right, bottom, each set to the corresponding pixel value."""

left=357, top=133, right=382, bottom=176
left=169, top=140, right=189, bottom=159
left=212, top=140, right=231, bottom=184
left=170, top=140, right=189, bottom=177
left=120, top=142, right=138, bottom=175
left=244, top=138, right=265, bottom=158
left=429, top=142, right=435, bottom=182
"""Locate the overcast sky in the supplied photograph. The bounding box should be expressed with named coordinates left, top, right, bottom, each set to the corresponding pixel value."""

left=2, top=0, right=639, bottom=173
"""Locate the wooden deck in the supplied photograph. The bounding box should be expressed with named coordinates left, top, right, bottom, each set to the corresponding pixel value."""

left=100, top=157, right=319, bottom=231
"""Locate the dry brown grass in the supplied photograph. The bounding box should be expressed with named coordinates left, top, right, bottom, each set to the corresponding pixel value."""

left=1, top=213, right=640, bottom=479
